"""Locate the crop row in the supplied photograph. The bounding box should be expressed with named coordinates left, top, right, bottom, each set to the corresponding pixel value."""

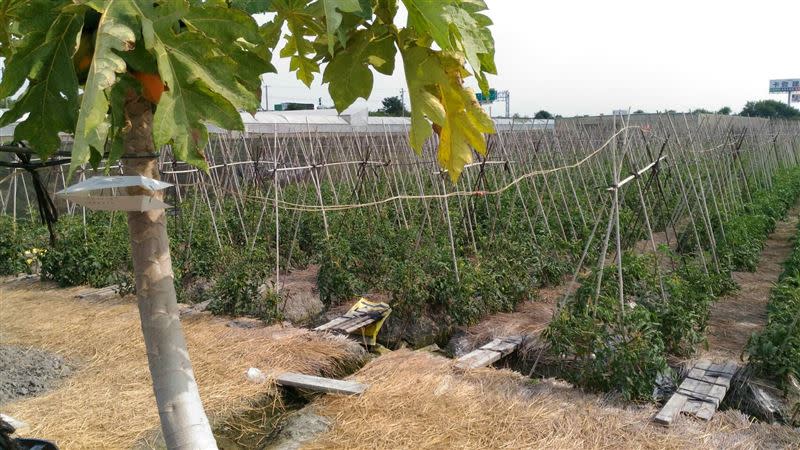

left=545, top=166, right=800, bottom=401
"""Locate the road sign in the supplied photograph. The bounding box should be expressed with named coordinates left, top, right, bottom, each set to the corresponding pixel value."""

left=476, top=88, right=498, bottom=104
left=769, top=79, right=800, bottom=93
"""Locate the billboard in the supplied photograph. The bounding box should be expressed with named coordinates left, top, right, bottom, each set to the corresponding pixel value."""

left=769, top=79, right=800, bottom=93
left=793, top=94, right=800, bottom=103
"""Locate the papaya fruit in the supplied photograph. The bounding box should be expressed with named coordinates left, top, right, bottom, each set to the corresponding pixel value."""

left=131, top=70, right=166, bottom=104
left=73, top=10, right=101, bottom=84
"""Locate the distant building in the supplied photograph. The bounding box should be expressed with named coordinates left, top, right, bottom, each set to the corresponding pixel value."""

left=273, top=102, right=315, bottom=111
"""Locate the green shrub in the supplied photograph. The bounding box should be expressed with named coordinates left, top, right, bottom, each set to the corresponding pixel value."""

left=0, top=218, right=28, bottom=275
left=747, top=277, right=800, bottom=384
left=208, top=253, right=282, bottom=322
left=39, top=215, right=130, bottom=287
left=748, top=220, right=800, bottom=386
left=317, top=237, right=365, bottom=306
left=547, top=295, right=669, bottom=402
left=545, top=252, right=727, bottom=400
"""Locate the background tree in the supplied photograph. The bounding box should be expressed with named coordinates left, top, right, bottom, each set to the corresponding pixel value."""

left=0, top=0, right=496, bottom=448
left=375, top=95, right=409, bottom=116
left=740, top=100, right=800, bottom=119
left=633, top=109, right=645, bottom=114
left=691, top=108, right=712, bottom=114
left=534, top=110, right=553, bottom=119
left=717, top=106, right=732, bottom=115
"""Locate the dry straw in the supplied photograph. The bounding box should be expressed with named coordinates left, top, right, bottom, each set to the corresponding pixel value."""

left=306, top=350, right=800, bottom=450
left=0, top=280, right=365, bottom=449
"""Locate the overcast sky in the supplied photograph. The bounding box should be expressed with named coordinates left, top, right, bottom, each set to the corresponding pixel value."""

left=263, top=0, right=799, bottom=117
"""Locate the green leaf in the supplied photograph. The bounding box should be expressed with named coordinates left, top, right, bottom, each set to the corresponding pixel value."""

left=274, top=0, right=324, bottom=85
left=402, top=46, right=494, bottom=181
left=70, top=0, right=138, bottom=176
left=229, top=0, right=273, bottom=14
left=0, top=2, right=84, bottom=157
left=105, top=74, right=139, bottom=168
left=401, top=0, right=493, bottom=80
left=183, top=5, right=276, bottom=94
left=322, top=29, right=373, bottom=112
left=290, top=55, right=319, bottom=87
left=322, top=0, right=362, bottom=54
left=366, top=31, right=397, bottom=76
left=322, top=29, right=396, bottom=112
left=137, top=2, right=264, bottom=169
left=0, top=0, right=28, bottom=59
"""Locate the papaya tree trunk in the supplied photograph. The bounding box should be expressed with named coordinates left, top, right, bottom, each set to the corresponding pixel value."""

left=122, top=93, right=218, bottom=449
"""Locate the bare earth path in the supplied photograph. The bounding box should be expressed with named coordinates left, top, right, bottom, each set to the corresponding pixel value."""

left=703, top=206, right=799, bottom=360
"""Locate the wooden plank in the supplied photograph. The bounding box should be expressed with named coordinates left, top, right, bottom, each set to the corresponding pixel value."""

left=679, top=361, right=715, bottom=416
left=314, top=316, right=350, bottom=331
left=654, top=392, right=690, bottom=426
left=682, top=361, right=719, bottom=415
left=695, top=361, right=738, bottom=421
left=455, top=349, right=504, bottom=370
left=275, top=372, right=367, bottom=396
left=315, top=314, right=372, bottom=333
left=654, top=360, right=711, bottom=426
left=455, top=336, right=523, bottom=370
left=341, top=316, right=379, bottom=333
left=75, top=285, right=119, bottom=299
left=315, top=309, right=386, bottom=333
left=482, top=336, right=523, bottom=355
left=682, top=366, right=718, bottom=416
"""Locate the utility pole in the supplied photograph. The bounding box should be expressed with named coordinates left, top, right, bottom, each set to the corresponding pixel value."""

left=399, top=88, right=406, bottom=117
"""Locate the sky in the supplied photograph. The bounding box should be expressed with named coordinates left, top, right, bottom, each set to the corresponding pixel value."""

left=262, top=0, right=799, bottom=117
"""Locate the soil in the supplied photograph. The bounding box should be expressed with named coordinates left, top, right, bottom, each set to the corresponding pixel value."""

left=273, top=265, right=324, bottom=325
left=0, top=345, right=73, bottom=405
left=446, top=278, right=576, bottom=356
left=703, top=207, right=800, bottom=360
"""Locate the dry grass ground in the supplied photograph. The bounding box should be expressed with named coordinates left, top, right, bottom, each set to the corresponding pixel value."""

left=307, top=350, right=800, bottom=450
left=0, top=279, right=365, bottom=449
left=704, top=209, right=800, bottom=360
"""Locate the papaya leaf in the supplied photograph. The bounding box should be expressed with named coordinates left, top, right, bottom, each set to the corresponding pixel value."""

left=322, top=0, right=362, bottom=54
left=138, top=2, right=262, bottom=169
left=402, top=0, right=493, bottom=89
left=402, top=46, right=493, bottom=181
left=290, top=55, right=319, bottom=87
left=229, top=0, right=273, bottom=14
left=70, top=0, right=138, bottom=177
left=323, top=29, right=396, bottom=112
left=0, top=2, right=84, bottom=157
left=366, top=31, right=397, bottom=76
left=182, top=4, right=276, bottom=89
left=106, top=74, right=139, bottom=168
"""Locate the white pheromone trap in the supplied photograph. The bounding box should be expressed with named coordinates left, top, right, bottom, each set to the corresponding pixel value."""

left=56, top=176, right=172, bottom=212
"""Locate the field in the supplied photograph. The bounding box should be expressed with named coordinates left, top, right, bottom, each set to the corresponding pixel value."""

left=1, top=114, right=800, bottom=448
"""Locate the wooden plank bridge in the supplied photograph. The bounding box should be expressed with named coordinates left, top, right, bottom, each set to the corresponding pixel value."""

left=654, top=359, right=738, bottom=426
left=455, top=336, right=523, bottom=370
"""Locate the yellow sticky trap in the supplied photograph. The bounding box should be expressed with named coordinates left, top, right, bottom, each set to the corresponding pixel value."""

left=347, top=298, right=391, bottom=346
